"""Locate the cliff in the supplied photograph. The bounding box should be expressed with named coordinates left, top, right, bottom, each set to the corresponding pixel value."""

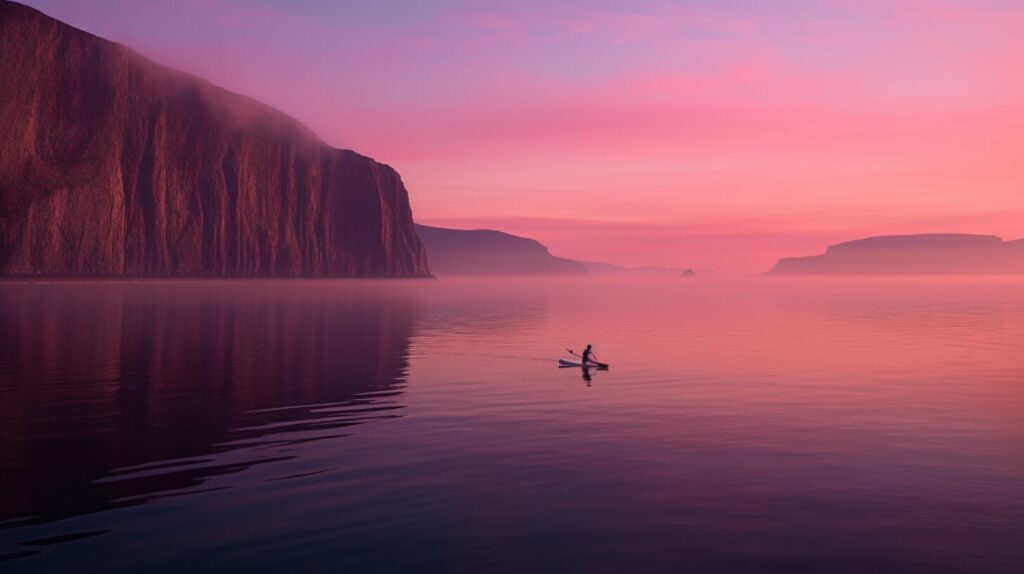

left=415, top=224, right=587, bottom=276
left=0, top=1, right=429, bottom=277
left=770, top=234, right=1024, bottom=275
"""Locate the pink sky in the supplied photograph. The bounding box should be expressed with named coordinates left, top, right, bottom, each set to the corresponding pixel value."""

left=25, top=0, right=1024, bottom=271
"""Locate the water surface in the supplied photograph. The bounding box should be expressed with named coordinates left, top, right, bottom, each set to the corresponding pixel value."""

left=1, top=277, right=1022, bottom=572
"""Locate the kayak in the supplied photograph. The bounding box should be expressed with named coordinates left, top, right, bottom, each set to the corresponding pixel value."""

left=558, top=358, right=609, bottom=369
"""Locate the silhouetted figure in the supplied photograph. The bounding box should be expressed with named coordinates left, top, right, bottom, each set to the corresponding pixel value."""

left=582, top=344, right=594, bottom=366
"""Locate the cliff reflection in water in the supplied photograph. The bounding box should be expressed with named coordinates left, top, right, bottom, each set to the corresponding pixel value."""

left=0, top=281, right=417, bottom=527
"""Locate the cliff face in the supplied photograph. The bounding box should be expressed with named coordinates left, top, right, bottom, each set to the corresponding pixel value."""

left=414, top=224, right=587, bottom=276
left=770, top=234, right=1024, bottom=275
left=0, top=1, right=429, bottom=277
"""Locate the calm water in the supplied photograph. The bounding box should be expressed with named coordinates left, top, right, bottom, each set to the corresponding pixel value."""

left=1, top=277, right=1022, bottom=573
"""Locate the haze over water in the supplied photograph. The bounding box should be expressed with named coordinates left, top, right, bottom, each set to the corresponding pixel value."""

left=1, top=277, right=1022, bottom=572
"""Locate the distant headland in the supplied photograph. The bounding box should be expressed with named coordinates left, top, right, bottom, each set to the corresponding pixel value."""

left=414, top=225, right=586, bottom=276
left=770, top=234, right=1024, bottom=275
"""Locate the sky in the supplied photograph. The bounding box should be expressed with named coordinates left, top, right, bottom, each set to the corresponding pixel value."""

left=23, top=0, right=1024, bottom=271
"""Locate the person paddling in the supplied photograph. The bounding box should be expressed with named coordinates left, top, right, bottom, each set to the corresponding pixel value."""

left=581, top=344, right=596, bottom=367
left=563, top=345, right=607, bottom=369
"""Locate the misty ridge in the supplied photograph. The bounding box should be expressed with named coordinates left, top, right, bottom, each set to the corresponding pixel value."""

left=770, top=234, right=1024, bottom=276
left=416, top=227, right=1024, bottom=277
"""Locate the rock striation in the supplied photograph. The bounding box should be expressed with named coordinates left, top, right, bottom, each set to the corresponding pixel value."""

left=0, top=1, right=429, bottom=277
left=770, top=234, right=1024, bottom=275
left=415, top=224, right=587, bottom=276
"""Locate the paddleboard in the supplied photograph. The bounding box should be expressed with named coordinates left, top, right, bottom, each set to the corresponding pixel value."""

left=558, top=358, right=609, bottom=369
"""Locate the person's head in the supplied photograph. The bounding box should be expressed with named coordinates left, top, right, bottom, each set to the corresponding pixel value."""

left=586, top=344, right=592, bottom=349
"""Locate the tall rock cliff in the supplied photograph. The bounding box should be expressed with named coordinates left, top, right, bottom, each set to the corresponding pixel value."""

left=0, top=1, right=430, bottom=277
